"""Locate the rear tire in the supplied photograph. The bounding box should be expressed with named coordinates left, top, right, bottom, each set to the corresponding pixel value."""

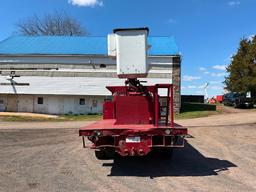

left=95, top=148, right=115, bottom=160
left=95, top=149, right=106, bottom=160
left=104, top=148, right=115, bottom=159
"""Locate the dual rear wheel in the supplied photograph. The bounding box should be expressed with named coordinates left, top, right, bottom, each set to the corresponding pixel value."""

left=95, top=148, right=115, bottom=160
left=95, top=147, right=173, bottom=159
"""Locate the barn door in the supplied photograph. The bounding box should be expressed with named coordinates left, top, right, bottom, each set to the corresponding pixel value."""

left=0, top=99, right=6, bottom=112
left=18, top=95, right=33, bottom=112
left=7, top=95, right=18, bottom=112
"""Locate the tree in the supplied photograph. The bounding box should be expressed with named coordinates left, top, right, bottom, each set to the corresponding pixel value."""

left=17, top=11, right=87, bottom=36
left=224, top=36, right=256, bottom=97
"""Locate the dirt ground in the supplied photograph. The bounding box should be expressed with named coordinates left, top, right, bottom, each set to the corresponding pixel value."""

left=0, top=109, right=256, bottom=192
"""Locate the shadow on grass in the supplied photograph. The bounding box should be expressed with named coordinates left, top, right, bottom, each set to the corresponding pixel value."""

left=102, top=142, right=236, bottom=178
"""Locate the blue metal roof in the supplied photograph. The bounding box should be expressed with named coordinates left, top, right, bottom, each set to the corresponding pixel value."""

left=0, top=36, right=179, bottom=56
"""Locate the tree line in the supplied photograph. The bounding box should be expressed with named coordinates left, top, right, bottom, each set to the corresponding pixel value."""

left=225, top=35, right=256, bottom=97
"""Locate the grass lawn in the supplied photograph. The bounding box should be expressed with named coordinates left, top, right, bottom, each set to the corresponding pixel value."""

left=175, top=110, right=219, bottom=120
left=0, top=103, right=225, bottom=122
left=0, top=111, right=218, bottom=122
left=175, top=102, right=219, bottom=119
left=0, top=114, right=102, bottom=122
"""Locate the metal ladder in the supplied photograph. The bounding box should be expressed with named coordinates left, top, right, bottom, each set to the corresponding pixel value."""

left=159, top=96, right=170, bottom=125
left=154, top=84, right=174, bottom=127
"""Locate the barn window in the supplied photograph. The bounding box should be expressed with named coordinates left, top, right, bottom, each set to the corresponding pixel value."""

left=79, top=98, right=85, bottom=105
left=100, top=64, right=106, bottom=68
left=37, top=97, right=43, bottom=105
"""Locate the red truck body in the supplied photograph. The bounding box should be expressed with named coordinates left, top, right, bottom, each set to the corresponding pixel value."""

left=79, top=79, right=187, bottom=158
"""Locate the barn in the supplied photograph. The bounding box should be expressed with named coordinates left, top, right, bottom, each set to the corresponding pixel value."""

left=0, top=35, right=181, bottom=114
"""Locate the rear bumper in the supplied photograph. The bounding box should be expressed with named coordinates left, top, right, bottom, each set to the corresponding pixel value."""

left=79, top=127, right=187, bottom=137
left=79, top=127, right=187, bottom=156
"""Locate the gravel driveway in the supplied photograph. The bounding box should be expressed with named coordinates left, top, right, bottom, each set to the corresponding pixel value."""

left=0, top=111, right=256, bottom=192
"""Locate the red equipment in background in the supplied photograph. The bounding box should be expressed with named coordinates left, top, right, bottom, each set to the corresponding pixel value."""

left=79, top=78, right=187, bottom=159
left=216, top=95, right=223, bottom=103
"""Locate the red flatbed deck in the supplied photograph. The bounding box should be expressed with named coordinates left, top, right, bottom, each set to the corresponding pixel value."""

left=79, top=119, right=187, bottom=136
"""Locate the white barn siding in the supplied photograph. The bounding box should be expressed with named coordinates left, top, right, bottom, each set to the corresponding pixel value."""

left=0, top=54, right=180, bottom=114
left=34, top=95, right=104, bottom=114
left=0, top=76, right=172, bottom=96
left=0, top=76, right=172, bottom=114
left=0, top=94, right=105, bottom=114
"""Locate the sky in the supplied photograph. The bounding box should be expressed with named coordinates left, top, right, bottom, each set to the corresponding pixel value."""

left=0, top=0, right=255, bottom=97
